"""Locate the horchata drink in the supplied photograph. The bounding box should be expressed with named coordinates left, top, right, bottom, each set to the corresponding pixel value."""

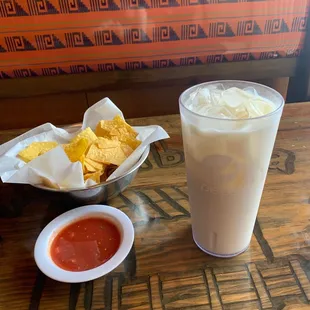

left=179, top=81, right=284, bottom=257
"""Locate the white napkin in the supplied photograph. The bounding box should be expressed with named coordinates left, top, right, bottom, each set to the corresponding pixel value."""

left=0, top=98, right=169, bottom=189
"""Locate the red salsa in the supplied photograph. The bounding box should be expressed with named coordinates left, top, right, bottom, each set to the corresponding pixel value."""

left=50, top=217, right=121, bottom=271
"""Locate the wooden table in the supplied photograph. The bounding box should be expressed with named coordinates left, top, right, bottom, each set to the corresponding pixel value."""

left=1, top=102, right=310, bottom=310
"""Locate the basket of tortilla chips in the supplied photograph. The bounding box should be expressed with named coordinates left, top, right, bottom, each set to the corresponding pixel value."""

left=0, top=98, right=169, bottom=203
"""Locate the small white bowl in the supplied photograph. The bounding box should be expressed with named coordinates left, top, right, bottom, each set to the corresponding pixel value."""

left=34, top=204, right=134, bottom=283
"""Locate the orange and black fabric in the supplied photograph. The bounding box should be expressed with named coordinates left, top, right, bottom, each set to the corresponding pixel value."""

left=0, top=0, right=308, bottom=78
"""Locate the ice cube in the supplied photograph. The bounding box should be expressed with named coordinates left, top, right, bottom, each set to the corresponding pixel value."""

left=210, top=83, right=226, bottom=91
left=184, top=88, right=200, bottom=108
left=246, top=101, right=264, bottom=118
left=243, top=87, right=258, bottom=97
left=184, top=88, right=202, bottom=110
left=184, top=85, right=275, bottom=119
left=234, top=106, right=249, bottom=119
left=184, top=87, right=213, bottom=115
left=208, top=84, right=225, bottom=106
left=247, top=97, right=275, bottom=117
left=196, top=88, right=212, bottom=106
left=220, top=87, right=249, bottom=108
left=220, top=106, right=235, bottom=118
left=205, top=106, right=234, bottom=119
left=206, top=107, right=222, bottom=118
left=195, top=104, right=212, bottom=116
left=198, top=87, right=211, bottom=99
left=257, top=99, right=275, bottom=114
left=189, top=87, right=202, bottom=100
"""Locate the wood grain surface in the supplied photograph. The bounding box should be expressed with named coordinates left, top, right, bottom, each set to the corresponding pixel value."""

left=0, top=58, right=296, bottom=99
left=1, top=102, right=310, bottom=309
left=0, top=92, right=88, bottom=130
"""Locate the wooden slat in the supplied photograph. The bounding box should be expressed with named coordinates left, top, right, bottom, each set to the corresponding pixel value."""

left=92, top=277, right=107, bottom=310
left=0, top=92, right=88, bottom=130
left=204, top=269, right=222, bottom=310
left=149, top=275, right=163, bottom=310
left=260, top=266, right=292, bottom=278
left=221, top=291, right=257, bottom=304
left=218, top=279, right=254, bottom=295
left=264, top=275, right=296, bottom=290
left=0, top=77, right=291, bottom=130
left=0, top=58, right=297, bottom=98
left=215, top=271, right=249, bottom=282
left=247, top=263, right=272, bottom=309
left=290, top=260, right=310, bottom=301
left=269, top=285, right=301, bottom=298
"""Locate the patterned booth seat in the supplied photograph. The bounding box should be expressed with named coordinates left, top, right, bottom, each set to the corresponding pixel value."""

left=0, top=0, right=308, bottom=78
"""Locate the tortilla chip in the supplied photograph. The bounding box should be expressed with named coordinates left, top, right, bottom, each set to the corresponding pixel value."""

left=95, top=137, right=121, bottom=149
left=119, top=135, right=141, bottom=150
left=84, top=161, right=96, bottom=173
left=95, top=120, right=114, bottom=139
left=86, top=143, right=126, bottom=166
left=84, top=158, right=105, bottom=171
left=84, top=171, right=101, bottom=183
left=62, top=137, right=89, bottom=162
left=80, top=155, right=88, bottom=174
left=18, top=141, right=58, bottom=163
left=95, top=115, right=140, bottom=150
left=113, top=115, right=138, bottom=136
left=71, top=127, right=97, bottom=146
left=121, top=143, right=134, bottom=157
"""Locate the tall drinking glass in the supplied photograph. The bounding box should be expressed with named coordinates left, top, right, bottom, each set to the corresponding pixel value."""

left=179, top=80, right=284, bottom=257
